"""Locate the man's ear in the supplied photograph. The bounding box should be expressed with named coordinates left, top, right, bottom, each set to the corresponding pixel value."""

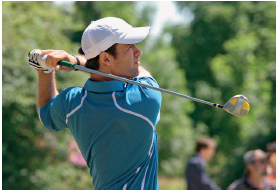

left=246, top=164, right=253, bottom=171
left=99, top=52, right=112, bottom=66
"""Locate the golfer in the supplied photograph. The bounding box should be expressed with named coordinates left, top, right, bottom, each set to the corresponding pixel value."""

left=29, top=17, right=162, bottom=190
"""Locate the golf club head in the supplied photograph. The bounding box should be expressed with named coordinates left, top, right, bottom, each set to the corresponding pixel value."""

left=223, top=95, right=250, bottom=117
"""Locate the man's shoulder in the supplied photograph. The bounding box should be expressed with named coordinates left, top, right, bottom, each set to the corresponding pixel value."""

left=227, top=177, right=251, bottom=190
left=228, top=177, right=276, bottom=190
left=188, top=155, right=203, bottom=165
left=62, top=86, right=83, bottom=92
left=54, top=86, right=83, bottom=105
left=59, top=86, right=83, bottom=96
left=264, top=177, right=276, bottom=190
left=186, top=155, right=204, bottom=172
left=136, top=76, right=159, bottom=88
left=128, top=77, right=161, bottom=103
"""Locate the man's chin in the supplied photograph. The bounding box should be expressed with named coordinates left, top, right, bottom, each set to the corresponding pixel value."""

left=130, top=70, right=140, bottom=79
left=123, top=70, right=139, bottom=79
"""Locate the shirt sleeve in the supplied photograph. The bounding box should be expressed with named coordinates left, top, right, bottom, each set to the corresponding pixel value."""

left=38, top=87, right=76, bottom=132
left=138, top=76, right=160, bottom=88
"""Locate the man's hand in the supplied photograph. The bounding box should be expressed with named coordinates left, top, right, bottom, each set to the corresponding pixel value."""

left=29, top=49, right=55, bottom=73
left=29, top=49, right=87, bottom=73
left=34, top=49, right=87, bottom=109
left=40, top=50, right=76, bottom=72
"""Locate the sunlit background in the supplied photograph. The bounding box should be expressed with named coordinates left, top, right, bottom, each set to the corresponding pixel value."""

left=2, top=1, right=276, bottom=190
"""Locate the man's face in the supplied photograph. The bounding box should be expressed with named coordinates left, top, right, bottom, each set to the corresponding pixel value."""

left=250, top=159, right=268, bottom=176
left=269, top=152, right=276, bottom=168
left=206, top=145, right=216, bottom=161
left=110, top=43, right=142, bottom=78
left=201, top=145, right=216, bottom=162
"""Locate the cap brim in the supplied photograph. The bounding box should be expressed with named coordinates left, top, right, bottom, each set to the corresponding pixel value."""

left=118, top=27, right=151, bottom=44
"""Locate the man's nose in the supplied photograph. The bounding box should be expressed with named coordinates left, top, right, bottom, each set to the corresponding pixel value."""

left=134, top=44, right=142, bottom=57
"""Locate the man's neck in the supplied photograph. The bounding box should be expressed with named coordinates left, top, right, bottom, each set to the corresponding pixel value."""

left=90, top=72, right=119, bottom=82
left=197, top=152, right=207, bottom=162
left=247, top=173, right=264, bottom=189
left=90, top=72, right=132, bottom=82
left=90, top=67, right=115, bottom=82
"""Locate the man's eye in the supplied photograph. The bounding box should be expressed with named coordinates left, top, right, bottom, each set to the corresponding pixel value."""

left=129, top=44, right=133, bottom=49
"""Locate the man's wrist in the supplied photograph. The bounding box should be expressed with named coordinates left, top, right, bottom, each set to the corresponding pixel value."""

left=38, top=70, right=55, bottom=76
left=77, top=56, right=87, bottom=67
left=72, top=55, right=80, bottom=71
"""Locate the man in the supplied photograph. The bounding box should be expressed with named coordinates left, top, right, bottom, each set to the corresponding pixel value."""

left=227, top=149, right=276, bottom=190
left=185, top=137, right=221, bottom=190
left=266, top=142, right=276, bottom=186
left=28, top=17, right=162, bottom=190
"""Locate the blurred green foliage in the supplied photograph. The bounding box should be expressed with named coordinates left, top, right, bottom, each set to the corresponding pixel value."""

left=170, top=1, right=276, bottom=188
left=2, top=1, right=89, bottom=189
left=2, top=1, right=275, bottom=190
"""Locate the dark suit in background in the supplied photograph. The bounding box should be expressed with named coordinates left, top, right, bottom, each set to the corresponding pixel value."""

left=185, top=154, right=221, bottom=190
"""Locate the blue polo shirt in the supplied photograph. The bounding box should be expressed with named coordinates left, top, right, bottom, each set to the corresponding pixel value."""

left=39, top=76, right=162, bottom=190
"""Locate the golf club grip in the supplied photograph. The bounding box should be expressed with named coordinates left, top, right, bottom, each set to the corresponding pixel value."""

left=28, top=51, right=74, bottom=68
left=58, top=60, right=75, bottom=69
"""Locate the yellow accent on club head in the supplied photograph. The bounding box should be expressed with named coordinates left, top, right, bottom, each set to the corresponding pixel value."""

left=229, top=98, right=239, bottom=105
left=242, top=100, right=250, bottom=110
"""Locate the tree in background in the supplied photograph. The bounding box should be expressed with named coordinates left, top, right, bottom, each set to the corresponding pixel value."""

left=3, top=1, right=91, bottom=189
left=170, top=1, right=276, bottom=188
left=2, top=1, right=193, bottom=189
left=3, top=1, right=274, bottom=190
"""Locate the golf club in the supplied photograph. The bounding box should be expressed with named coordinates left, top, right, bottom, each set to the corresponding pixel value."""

left=57, top=60, right=250, bottom=117
left=28, top=51, right=250, bottom=117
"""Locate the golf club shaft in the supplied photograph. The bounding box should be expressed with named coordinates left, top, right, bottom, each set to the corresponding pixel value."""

left=59, top=60, right=224, bottom=108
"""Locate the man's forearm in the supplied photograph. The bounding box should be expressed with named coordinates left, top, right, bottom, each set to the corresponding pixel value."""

left=35, top=50, right=87, bottom=110
left=37, top=71, right=58, bottom=110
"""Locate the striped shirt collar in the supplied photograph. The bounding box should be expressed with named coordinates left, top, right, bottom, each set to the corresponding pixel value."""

left=83, top=78, right=128, bottom=93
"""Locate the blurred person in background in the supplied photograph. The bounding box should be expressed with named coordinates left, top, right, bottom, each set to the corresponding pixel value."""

left=185, top=136, right=221, bottom=190
left=266, top=141, right=276, bottom=186
left=227, top=149, right=275, bottom=190
left=67, top=140, right=87, bottom=167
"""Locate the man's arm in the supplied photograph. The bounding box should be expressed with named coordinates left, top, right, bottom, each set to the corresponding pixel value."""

left=37, top=50, right=86, bottom=110
left=37, top=71, right=58, bottom=110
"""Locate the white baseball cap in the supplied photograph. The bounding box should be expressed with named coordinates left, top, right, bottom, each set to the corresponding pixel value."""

left=81, top=17, right=151, bottom=60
